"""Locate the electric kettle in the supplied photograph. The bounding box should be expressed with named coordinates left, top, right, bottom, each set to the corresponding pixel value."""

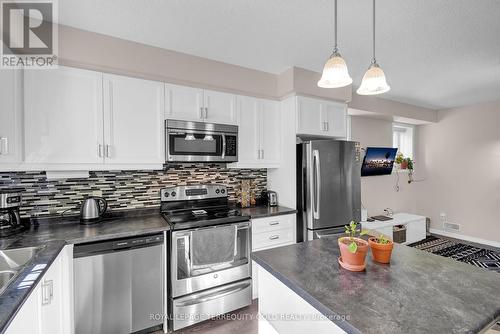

left=80, top=196, right=108, bottom=224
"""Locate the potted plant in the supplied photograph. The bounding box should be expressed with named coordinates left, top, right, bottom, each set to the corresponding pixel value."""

left=404, top=157, right=414, bottom=171
left=368, top=234, right=394, bottom=264
left=395, top=152, right=404, bottom=168
left=338, top=221, right=369, bottom=271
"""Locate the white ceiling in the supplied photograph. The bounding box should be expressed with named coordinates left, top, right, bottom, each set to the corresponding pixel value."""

left=59, top=0, right=500, bottom=110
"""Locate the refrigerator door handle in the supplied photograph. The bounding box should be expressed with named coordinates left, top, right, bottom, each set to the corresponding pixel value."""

left=313, top=149, right=320, bottom=219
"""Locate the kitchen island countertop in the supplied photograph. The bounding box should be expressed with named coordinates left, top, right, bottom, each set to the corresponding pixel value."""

left=252, top=237, right=500, bottom=334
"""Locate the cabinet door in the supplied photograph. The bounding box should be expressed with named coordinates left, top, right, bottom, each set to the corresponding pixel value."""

left=5, top=285, right=41, bottom=334
left=103, top=74, right=164, bottom=164
left=165, top=83, right=204, bottom=121
left=24, top=66, right=104, bottom=164
left=259, top=99, right=281, bottom=166
left=237, top=96, right=260, bottom=163
left=296, top=97, right=322, bottom=135
left=0, top=70, right=22, bottom=164
left=40, top=255, right=64, bottom=334
left=321, top=102, right=347, bottom=138
left=203, top=89, right=237, bottom=124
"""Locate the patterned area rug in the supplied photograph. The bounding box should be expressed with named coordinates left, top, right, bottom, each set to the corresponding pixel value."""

left=409, top=236, right=500, bottom=273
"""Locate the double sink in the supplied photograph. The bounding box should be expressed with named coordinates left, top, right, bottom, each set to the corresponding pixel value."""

left=0, top=247, right=41, bottom=294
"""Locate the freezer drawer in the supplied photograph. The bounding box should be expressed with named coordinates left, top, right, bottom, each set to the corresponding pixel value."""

left=172, top=279, right=252, bottom=331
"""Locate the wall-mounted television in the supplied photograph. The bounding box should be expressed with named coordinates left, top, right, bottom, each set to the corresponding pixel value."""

left=361, top=147, right=398, bottom=176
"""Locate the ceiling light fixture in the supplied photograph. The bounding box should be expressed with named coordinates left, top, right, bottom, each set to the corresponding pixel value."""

left=357, top=0, right=390, bottom=95
left=317, top=0, right=353, bottom=88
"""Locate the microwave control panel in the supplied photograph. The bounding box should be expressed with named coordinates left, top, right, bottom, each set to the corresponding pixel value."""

left=225, top=135, right=237, bottom=156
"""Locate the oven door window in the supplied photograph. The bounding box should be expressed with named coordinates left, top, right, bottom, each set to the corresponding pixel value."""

left=175, top=225, right=249, bottom=280
left=169, top=133, right=223, bottom=156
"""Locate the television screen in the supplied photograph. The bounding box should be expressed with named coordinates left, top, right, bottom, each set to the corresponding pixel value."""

left=361, top=147, right=398, bottom=176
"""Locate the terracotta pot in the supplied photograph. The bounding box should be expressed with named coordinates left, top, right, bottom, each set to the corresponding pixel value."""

left=338, top=237, right=369, bottom=268
left=400, top=160, right=408, bottom=169
left=368, top=237, right=394, bottom=264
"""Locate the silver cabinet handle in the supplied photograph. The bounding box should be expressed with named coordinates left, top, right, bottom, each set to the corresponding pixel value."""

left=261, top=149, right=264, bottom=159
left=269, top=235, right=280, bottom=240
left=98, top=144, right=103, bottom=158
left=0, top=137, right=7, bottom=155
left=199, top=107, right=204, bottom=119
left=41, top=279, right=53, bottom=305
left=326, top=122, right=329, bottom=131
left=257, top=149, right=260, bottom=159
left=105, top=145, right=111, bottom=158
left=269, top=221, right=279, bottom=226
left=204, top=107, right=208, bottom=119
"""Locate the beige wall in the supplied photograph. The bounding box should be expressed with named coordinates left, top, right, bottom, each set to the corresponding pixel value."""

left=416, top=101, right=500, bottom=242
left=58, top=24, right=435, bottom=123
left=350, top=116, right=419, bottom=216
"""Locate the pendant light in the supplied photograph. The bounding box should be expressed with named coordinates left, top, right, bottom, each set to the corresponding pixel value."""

left=317, top=0, right=353, bottom=88
left=357, top=0, right=390, bottom=95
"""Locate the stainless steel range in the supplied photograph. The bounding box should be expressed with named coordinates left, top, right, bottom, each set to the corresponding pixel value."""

left=161, top=185, right=252, bottom=331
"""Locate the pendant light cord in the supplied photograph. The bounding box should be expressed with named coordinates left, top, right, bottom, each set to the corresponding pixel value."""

left=334, top=0, right=338, bottom=52
left=372, top=0, right=376, bottom=63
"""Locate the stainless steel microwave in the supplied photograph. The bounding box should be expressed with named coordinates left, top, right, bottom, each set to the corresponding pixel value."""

left=165, top=120, right=238, bottom=163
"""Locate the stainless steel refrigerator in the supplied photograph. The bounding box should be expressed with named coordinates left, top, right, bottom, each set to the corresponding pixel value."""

left=297, top=140, right=362, bottom=242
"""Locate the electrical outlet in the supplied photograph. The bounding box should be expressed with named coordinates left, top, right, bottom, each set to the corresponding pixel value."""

left=443, top=221, right=460, bottom=231
left=440, top=213, right=447, bottom=222
left=92, top=190, right=103, bottom=197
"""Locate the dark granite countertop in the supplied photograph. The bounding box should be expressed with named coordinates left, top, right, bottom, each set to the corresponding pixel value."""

left=239, top=205, right=297, bottom=219
left=252, top=238, right=500, bottom=334
left=0, top=208, right=170, bottom=333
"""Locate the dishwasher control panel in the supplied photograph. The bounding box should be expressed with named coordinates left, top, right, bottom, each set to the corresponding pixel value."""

left=74, top=233, right=164, bottom=258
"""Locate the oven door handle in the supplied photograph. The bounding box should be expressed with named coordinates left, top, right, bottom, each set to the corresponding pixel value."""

left=175, top=280, right=251, bottom=307
left=221, top=133, right=226, bottom=159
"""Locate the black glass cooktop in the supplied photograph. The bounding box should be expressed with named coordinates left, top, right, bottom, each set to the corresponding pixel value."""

left=162, top=207, right=249, bottom=230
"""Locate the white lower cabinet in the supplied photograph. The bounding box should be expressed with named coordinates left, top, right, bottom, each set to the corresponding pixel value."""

left=6, top=245, right=73, bottom=334
left=251, top=214, right=296, bottom=299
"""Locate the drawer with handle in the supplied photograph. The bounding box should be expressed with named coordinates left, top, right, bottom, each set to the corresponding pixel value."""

left=252, top=228, right=294, bottom=251
left=251, top=214, right=294, bottom=235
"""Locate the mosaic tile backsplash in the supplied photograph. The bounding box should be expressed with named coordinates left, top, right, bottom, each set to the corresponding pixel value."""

left=0, top=165, right=267, bottom=218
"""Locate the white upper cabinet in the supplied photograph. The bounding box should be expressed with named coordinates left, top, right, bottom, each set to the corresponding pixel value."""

left=296, top=96, right=347, bottom=138
left=203, top=89, right=237, bottom=124
left=0, top=69, right=22, bottom=165
left=296, top=96, right=322, bottom=135
left=24, top=66, right=104, bottom=164
left=321, top=101, right=347, bottom=138
left=230, top=96, right=280, bottom=168
left=165, top=84, right=237, bottom=125
left=236, top=96, right=260, bottom=164
left=103, top=74, right=164, bottom=165
left=165, top=83, right=204, bottom=121
left=259, top=99, right=281, bottom=166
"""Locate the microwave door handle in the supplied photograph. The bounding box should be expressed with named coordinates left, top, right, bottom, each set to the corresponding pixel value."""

left=221, top=133, right=226, bottom=159
left=313, top=149, right=320, bottom=219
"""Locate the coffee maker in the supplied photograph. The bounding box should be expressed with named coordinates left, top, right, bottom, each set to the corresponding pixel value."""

left=0, top=191, right=24, bottom=237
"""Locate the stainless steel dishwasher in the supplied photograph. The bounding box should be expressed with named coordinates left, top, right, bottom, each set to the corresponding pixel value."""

left=74, top=232, right=166, bottom=334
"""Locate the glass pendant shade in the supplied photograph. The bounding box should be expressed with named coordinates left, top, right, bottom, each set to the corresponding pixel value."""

left=356, top=62, right=390, bottom=95
left=317, top=51, right=353, bottom=88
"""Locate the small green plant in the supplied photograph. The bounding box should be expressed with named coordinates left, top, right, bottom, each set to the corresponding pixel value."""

left=375, top=234, right=391, bottom=244
left=395, top=153, right=404, bottom=164
left=344, top=221, right=368, bottom=253
left=404, top=157, right=414, bottom=170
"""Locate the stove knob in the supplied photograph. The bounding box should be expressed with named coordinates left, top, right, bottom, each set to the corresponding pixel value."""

left=164, top=192, right=169, bottom=198
left=215, top=189, right=220, bottom=194
left=221, top=189, right=225, bottom=194
left=171, top=191, right=176, bottom=197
